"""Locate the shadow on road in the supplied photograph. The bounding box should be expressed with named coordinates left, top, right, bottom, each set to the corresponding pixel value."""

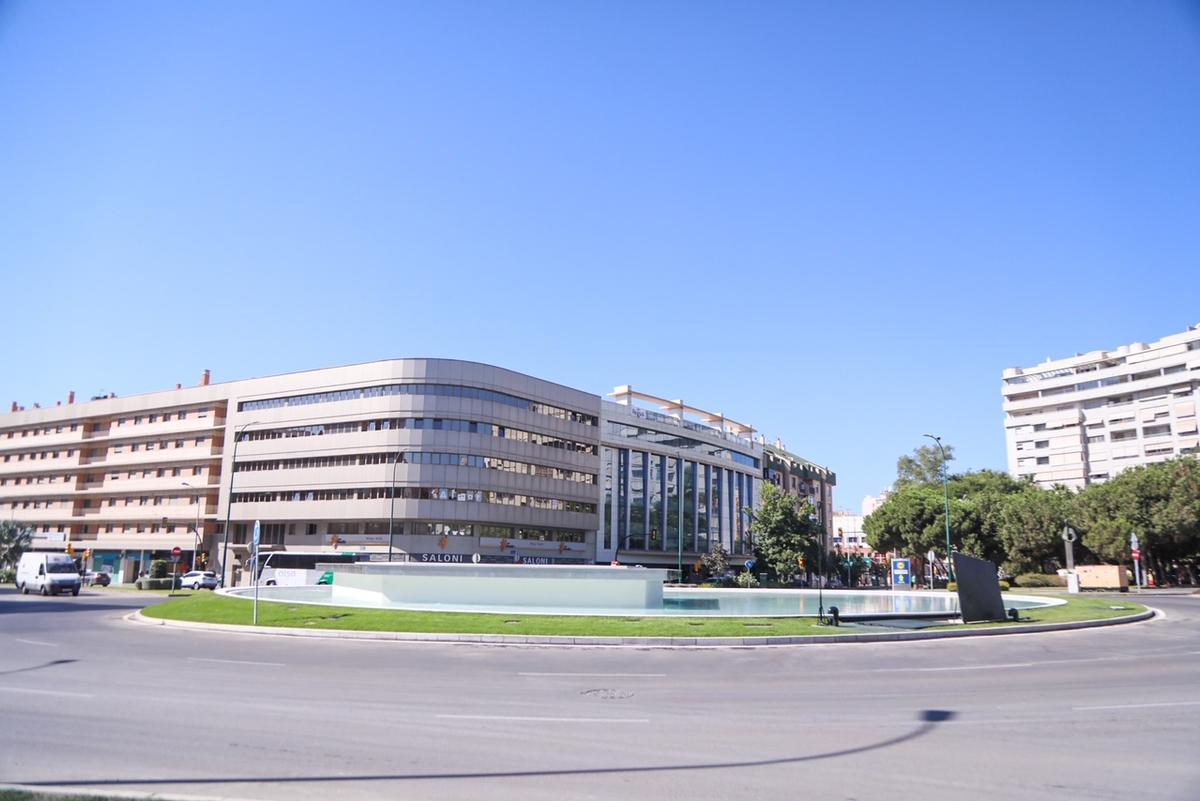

left=14, top=709, right=957, bottom=788
left=0, top=658, right=79, bottom=677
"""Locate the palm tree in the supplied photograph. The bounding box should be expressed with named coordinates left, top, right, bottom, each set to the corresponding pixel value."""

left=0, top=520, right=33, bottom=570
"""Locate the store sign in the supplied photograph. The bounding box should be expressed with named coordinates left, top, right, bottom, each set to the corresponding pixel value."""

left=405, top=552, right=588, bottom=565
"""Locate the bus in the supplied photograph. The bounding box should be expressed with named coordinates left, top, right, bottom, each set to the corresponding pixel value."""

left=249, top=551, right=369, bottom=586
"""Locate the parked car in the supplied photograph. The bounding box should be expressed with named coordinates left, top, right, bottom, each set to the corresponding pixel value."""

left=82, top=570, right=111, bottom=587
left=178, top=570, right=219, bottom=590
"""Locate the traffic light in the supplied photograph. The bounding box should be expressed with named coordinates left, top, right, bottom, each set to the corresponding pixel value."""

left=65, top=543, right=75, bottom=557
left=798, top=556, right=806, bottom=570
left=197, top=553, right=208, bottom=567
left=84, top=548, right=92, bottom=561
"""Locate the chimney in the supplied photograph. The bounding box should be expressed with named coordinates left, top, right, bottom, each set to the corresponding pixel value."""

left=201, top=369, right=211, bottom=386
left=68, top=391, right=75, bottom=404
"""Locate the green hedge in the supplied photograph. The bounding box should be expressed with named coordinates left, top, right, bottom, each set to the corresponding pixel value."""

left=946, top=580, right=1010, bottom=592
left=136, top=577, right=175, bottom=590
left=1015, top=573, right=1065, bottom=588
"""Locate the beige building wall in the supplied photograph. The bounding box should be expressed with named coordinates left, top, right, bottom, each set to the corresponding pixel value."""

left=1002, top=325, right=1200, bottom=489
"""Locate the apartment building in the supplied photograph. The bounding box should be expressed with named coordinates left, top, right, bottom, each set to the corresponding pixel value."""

left=3, top=360, right=800, bottom=584
left=0, top=375, right=228, bottom=582
left=761, top=441, right=836, bottom=544
left=1002, top=324, right=1200, bottom=489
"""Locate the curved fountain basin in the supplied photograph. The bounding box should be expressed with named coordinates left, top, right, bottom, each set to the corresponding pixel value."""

left=222, top=585, right=1062, bottom=618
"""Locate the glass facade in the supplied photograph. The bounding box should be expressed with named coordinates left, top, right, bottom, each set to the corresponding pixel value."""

left=602, top=447, right=614, bottom=550
left=605, top=422, right=759, bottom=468
left=629, top=451, right=646, bottom=550
left=239, top=383, right=598, bottom=426
left=606, top=446, right=756, bottom=556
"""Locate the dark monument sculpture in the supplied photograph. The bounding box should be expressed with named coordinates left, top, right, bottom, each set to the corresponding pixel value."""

left=952, top=552, right=1007, bottom=623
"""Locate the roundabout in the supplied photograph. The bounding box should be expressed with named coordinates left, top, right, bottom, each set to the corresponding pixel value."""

left=0, top=586, right=1196, bottom=801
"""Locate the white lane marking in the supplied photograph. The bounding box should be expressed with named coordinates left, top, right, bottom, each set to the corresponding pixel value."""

left=1074, top=700, right=1200, bottom=712
left=517, top=672, right=667, bottom=678
left=15, top=639, right=58, bottom=647
left=0, top=686, right=94, bottom=698
left=437, top=714, right=649, bottom=724
left=875, top=662, right=1034, bottom=673
left=187, top=657, right=285, bottom=667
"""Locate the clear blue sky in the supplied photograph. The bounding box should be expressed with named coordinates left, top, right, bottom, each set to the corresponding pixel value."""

left=2, top=1, right=1198, bottom=510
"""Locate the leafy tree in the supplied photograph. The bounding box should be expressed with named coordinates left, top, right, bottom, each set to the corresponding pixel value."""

left=700, top=542, right=729, bottom=577
left=998, top=485, right=1076, bottom=574
left=895, top=443, right=956, bottom=488
left=1076, top=457, right=1200, bottom=578
left=749, top=482, right=822, bottom=583
left=865, top=469, right=1023, bottom=566
left=0, top=520, right=33, bottom=570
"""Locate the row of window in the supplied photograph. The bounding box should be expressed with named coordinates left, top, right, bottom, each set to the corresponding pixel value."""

left=234, top=451, right=596, bottom=484
left=2, top=435, right=210, bottom=463
left=238, top=383, right=599, bottom=426
left=319, top=520, right=587, bottom=543
left=3, top=408, right=215, bottom=441
left=241, top=416, right=598, bottom=454
left=603, top=422, right=760, bottom=468
left=1, top=465, right=207, bottom=491
left=232, top=486, right=597, bottom=514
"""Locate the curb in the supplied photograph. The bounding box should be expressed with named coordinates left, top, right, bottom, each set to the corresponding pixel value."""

left=128, top=607, right=1157, bottom=648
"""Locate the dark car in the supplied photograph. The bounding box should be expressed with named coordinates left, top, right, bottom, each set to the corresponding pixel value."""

left=82, top=570, right=111, bottom=587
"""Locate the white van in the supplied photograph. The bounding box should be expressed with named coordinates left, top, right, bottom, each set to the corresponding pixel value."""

left=16, top=552, right=82, bottom=596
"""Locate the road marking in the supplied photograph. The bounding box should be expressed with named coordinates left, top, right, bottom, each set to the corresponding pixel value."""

left=875, top=662, right=1034, bottom=673
left=187, top=657, right=285, bottom=667
left=0, top=686, right=94, bottom=698
left=517, top=672, right=667, bottom=678
left=15, top=639, right=57, bottom=647
left=437, top=714, right=649, bottom=724
left=1074, top=700, right=1200, bottom=712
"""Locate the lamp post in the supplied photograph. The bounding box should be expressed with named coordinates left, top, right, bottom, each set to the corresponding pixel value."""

left=182, top=481, right=202, bottom=571
left=922, top=433, right=954, bottom=583
left=387, top=450, right=403, bottom=562
left=219, top=421, right=259, bottom=588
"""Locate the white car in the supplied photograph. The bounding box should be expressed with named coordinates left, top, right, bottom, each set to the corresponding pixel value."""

left=177, top=570, right=219, bottom=590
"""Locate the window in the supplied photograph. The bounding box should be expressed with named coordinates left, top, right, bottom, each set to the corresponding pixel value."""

left=149, top=415, right=157, bottom=423
left=192, top=466, right=202, bottom=476
left=1035, top=441, right=1049, bottom=449
left=1036, top=456, right=1050, bottom=465
left=1143, top=424, right=1171, bottom=438
left=1086, top=435, right=1105, bottom=444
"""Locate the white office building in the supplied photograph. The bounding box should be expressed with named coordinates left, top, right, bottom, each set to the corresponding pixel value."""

left=1002, top=324, right=1200, bottom=489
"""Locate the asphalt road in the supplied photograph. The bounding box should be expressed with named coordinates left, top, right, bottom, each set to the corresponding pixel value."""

left=1, top=587, right=1197, bottom=801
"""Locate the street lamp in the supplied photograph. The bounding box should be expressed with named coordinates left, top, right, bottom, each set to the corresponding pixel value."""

left=387, top=450, right=403, bottom=561
left=182, top=481, right=202, bottom=571
left=219, top=421, right=259, bottom=587
left=922, top=433, right=954, bottom=583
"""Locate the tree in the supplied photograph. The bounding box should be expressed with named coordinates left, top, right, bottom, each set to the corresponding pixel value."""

left=865, top=469, right=1024, bottom=566
left=0, top=520, right=33, bottom=570
left=998, top=485, right=1076, bottom=575
left=895, top=443, right=955, bottom=489
left=749, top=482, right=822, bottom=583
left=700, top=542, right=730, bottom=577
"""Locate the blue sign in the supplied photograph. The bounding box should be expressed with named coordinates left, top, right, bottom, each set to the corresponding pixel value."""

left=744, top=560, right=755, bottom=570
left=252, top=519, right=261, bottom=548
left=890, top=558, right=912, bottom=589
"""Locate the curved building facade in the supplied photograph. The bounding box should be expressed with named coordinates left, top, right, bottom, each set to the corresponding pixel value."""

left=220, top=359, right=602, bottom=577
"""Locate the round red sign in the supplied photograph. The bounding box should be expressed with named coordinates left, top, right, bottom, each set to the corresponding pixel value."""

left=172, top=546, right=182, bottom=557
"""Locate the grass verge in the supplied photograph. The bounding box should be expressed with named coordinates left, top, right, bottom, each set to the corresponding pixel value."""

left=140, top=591, right=1148, bottom=638
left=1, top=791, right=126, bottom=801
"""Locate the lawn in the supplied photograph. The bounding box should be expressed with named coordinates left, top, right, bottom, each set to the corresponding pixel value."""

left=140, top=590, right=1148, bottom=639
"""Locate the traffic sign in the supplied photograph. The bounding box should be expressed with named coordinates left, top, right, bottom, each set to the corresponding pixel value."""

left=1132, top=549, right=1141, bottom=560
left=744, top=560, right=755, bottom=570
left=171, top=546, right=182, bottom=558
left=252, top=520, right=261, bottom=548
left=1130, top=532, right=1139, bottom=550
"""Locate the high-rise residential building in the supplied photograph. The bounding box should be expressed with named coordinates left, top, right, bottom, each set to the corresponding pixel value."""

left=1002, top=324, right=1200, bottom=489
left=2, top=360, right=791, bottom=584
